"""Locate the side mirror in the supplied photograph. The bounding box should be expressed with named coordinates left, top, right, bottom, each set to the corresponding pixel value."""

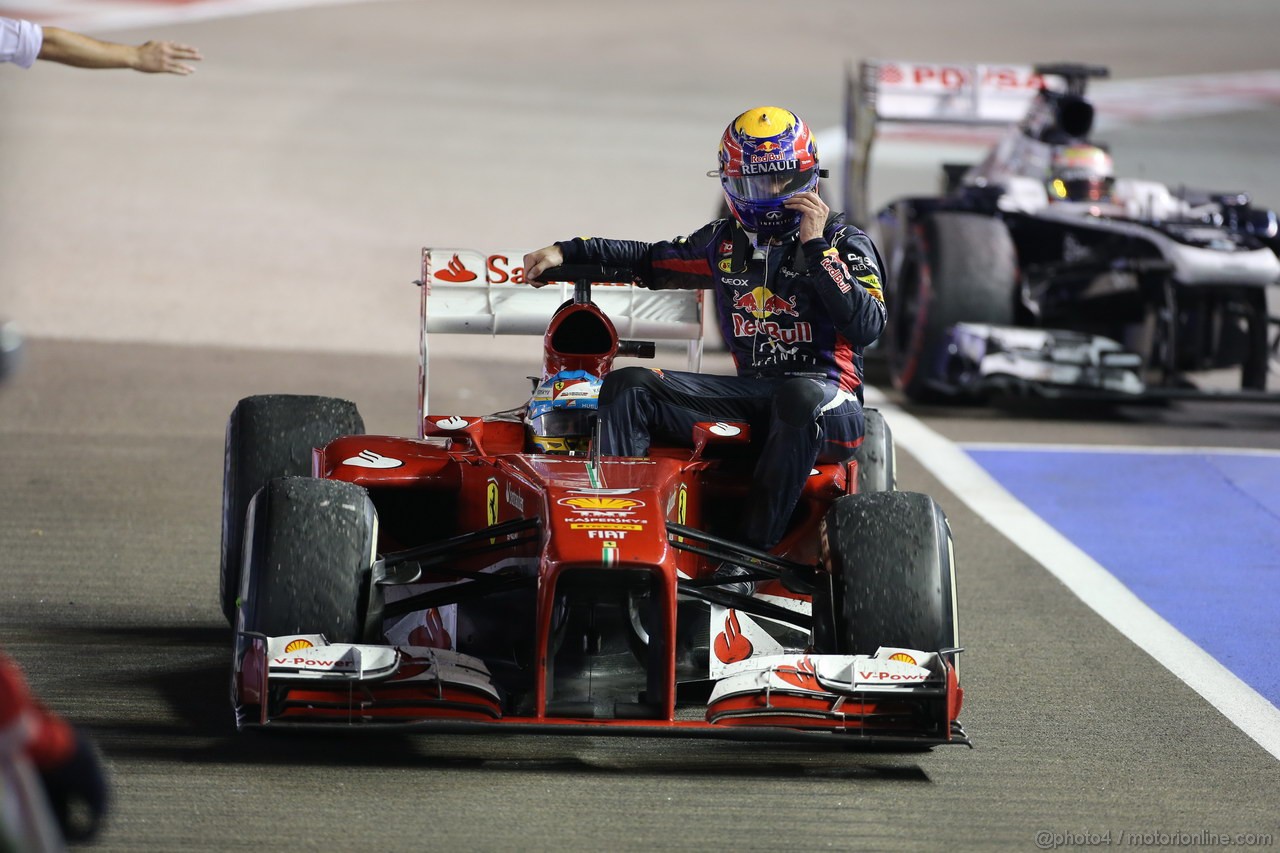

left=687, top=420, right=751, bottom=464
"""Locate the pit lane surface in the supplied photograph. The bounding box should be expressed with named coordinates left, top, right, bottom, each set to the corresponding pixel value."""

left=2, top=1, right=1279, bottom=850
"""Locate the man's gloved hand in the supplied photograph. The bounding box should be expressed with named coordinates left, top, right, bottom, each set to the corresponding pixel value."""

left=38, top=728, right=109, bottom=843
left=783, top=191, right=830, bottom=244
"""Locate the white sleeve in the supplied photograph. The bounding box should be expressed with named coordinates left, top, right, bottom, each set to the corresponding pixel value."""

left=0, top=17, right=44, bottom=69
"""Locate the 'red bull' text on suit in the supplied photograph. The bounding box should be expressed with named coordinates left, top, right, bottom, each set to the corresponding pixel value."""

left=554, top=213, right=886, bottom=551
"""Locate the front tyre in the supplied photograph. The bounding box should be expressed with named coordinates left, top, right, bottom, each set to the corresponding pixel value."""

left=220, top=394, right=364, bottom=623
left=890, top=212, right=1016, bottom=402
left=813, top=491, right=957, bottom=656
left=237, top=477, right=379, bottom=643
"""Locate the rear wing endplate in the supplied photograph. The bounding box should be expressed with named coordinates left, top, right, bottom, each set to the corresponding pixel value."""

left=417, top=248, right=704, bottom=425
left=843, top=60, right=1048, bottom=224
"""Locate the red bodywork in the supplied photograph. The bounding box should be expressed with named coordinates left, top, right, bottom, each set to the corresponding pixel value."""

left=309, top=429, right=854, bottom=718
left=232, top=263, right=965, bottom=747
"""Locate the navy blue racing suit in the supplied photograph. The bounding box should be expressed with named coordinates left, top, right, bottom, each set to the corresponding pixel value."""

left=556, top=214, right=886, bottom=550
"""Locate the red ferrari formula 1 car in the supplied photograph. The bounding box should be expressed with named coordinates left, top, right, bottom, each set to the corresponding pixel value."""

left=219, top=248, right=968, bottom=749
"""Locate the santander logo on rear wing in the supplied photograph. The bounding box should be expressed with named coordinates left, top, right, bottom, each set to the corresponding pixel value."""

left=424, top=249, right=533, bottom=286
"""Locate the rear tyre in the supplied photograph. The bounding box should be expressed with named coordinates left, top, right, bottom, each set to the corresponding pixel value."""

left=852, top=408, right=895, bottom=493
left=813, top=491, right=957, bottom=656
left=220, top=394, right=365, bottom=623
left=237, top=477, right=379, bottom=643
left=890, top=212, right=1017, bottom=402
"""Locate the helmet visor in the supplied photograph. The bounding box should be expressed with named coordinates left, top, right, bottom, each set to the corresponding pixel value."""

left=723, top=166, right=815, bottom=202
left=1051, top=176, right=1115, bottom=202
left=529, top=409, right=596, bottom=440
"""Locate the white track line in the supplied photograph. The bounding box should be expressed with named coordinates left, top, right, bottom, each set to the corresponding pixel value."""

left=865, top=386, right=1280, bottom=760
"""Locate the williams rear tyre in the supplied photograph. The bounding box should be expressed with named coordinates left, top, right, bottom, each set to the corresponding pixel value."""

left=852, top=407, right=895, bottom=494
left=812, top=491, right=957, bottom=656
left=889, top=211, right=1017, bottom=402
left=220, top=394, right=364, bottom=623
left=237, top=476, right=379, bottom=643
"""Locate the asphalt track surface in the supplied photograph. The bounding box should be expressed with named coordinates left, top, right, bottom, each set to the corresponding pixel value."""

left=2, top=1, right=1279, bottom=851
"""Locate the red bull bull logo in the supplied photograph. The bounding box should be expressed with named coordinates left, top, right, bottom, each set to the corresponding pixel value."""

left=731, top=286, right=811, bottom=345
left=762, top=293, right=799, bottom=317
left=748, top=139, right=788, bottom=165
left=731, top=287, right=798, bottom=320
left=731, top=289, right=762, bottom=315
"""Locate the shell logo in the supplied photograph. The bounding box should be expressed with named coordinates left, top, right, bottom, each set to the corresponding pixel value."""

left=888, top=652, right=918, bottom=665
left=558, top=497, right=642, bottom=510
left=284, top=639, right=314, bottom=653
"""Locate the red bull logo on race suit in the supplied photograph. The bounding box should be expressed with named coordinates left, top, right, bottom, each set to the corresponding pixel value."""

left=730, top=286, right=812, bottom=345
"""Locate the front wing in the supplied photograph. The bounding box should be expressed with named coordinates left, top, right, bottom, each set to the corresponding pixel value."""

left=938, top=323, right=1145, bottom=398
left=934, top=323, right=1280, bottom=403
left=234, top=635, right=968, bottom=748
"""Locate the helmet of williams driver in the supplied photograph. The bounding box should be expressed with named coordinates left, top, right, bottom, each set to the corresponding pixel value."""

left=1048, top=143, right=1115, bottom=203
left=718, top=106, right=819, bottom=239
left=526, top=369, right=603, bottom=454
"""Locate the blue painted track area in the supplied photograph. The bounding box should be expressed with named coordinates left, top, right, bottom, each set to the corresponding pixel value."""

left=963, top=446, right=1280, bottom=708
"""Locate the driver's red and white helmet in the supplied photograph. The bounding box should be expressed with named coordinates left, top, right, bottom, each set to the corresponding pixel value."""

left=1048, top=143, right=1115, bottom=202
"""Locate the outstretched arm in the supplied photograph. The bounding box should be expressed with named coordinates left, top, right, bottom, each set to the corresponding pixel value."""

left=38, top=26, right=202, bottom=74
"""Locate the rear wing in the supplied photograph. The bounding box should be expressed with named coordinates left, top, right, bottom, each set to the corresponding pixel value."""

left=843, top=60, right=1049, bottom=224
left=416, top=248, right=704, bottom=425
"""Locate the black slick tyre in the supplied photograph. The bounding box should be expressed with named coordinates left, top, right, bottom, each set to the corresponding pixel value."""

left=813, top=491, right=957, bottom=656
left=220, top=394, right=364, bottom=623
left=237, top=476, right=379, bottom=643
left=852, top=408, right=895, bottom=494
left=890, top=212, right=1016, bottom=402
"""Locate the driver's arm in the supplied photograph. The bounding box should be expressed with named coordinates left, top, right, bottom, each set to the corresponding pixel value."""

left=524, top=238, right=657, bottom=286
left=527, top=224, right=719, bottom=289
left=785, top=191, right=885, bottom=346
left=803, top=227, right=886, bottom=347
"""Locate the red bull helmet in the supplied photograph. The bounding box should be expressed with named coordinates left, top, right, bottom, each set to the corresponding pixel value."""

left=718, top=106, right=819, bottom=240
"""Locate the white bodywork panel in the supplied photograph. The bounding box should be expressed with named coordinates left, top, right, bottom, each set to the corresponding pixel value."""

left=417, top=247, right=705, bottom=426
